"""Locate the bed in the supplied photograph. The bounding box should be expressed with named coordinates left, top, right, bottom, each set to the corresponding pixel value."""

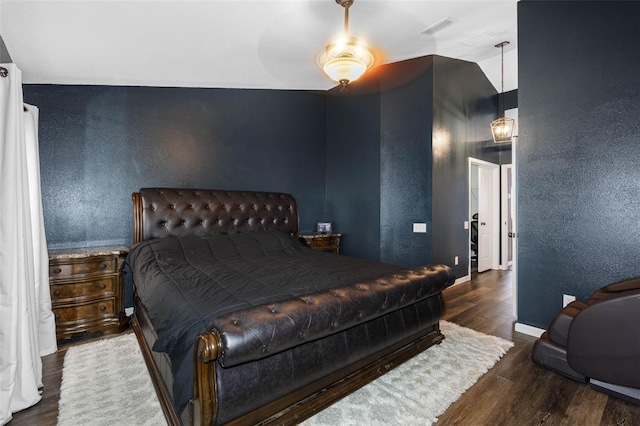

left=127, top=188, right=455, bottom=425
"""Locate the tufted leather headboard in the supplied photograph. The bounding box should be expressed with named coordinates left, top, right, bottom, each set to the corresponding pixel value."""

left=132, top=188, right=299, bottom=244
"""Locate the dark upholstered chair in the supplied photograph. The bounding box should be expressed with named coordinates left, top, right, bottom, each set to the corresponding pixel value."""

left=532, top=277, right=640, bottom=405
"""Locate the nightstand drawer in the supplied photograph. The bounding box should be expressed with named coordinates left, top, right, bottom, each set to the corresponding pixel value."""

left=309, top=238, right=337, bottom=249
left=299, top=233, right=342, bottom=254
left=50, top=257, right=117, bottom=280
left=50, top=277, right=116, bottom=302
left=53, top=298, right=116, bottom=323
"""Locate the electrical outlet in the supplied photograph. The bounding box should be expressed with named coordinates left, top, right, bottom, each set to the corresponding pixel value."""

left=413, top=223, right=427, bottom=233
left=464, top=221, right=469, bottom=230
left=454, top=256, right=459, bottom=265
left=562, top=294, right=576, bottom=307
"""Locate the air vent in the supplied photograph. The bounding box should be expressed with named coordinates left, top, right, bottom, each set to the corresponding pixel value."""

left=420, top=17, right=456, bottom=36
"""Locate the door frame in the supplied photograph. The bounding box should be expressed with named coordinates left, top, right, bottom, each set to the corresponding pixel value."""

left=511, top=137, right=518, bottom=318
left=468, top=157, right=500, bottom=276
left=500, top=164, right=514, bottom=270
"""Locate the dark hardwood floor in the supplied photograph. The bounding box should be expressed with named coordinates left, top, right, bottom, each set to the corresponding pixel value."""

left=9, top=269, right=640, bottom=425
left=437, top=270, right=639, bottom=426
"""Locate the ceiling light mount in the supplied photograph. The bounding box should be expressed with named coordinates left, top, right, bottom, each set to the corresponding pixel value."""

left=318, top=0, right=374, bottom=87
left=490, top=41, right=515, bottom=143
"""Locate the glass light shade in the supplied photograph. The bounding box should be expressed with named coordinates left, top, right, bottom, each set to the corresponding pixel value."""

left=318, top=35, right=374, bottom=85
left=490, top=116, right=515, bottom=143
left=323, top=57, right=367, bottom=85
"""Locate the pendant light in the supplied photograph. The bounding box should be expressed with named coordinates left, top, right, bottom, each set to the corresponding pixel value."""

left=490, top=41, right=515, bottom=143
left=317, top=0, right=374, bottom=87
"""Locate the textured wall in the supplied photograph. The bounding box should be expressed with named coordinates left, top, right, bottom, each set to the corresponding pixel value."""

left=24, top=56, right=507, bottom=306
left=326, top=75, right=381, bottom=261
left=379, top=57, right=434, bottom=268
left=326, top=58, right=436, bottom=268
left=431, top=56, right=503, bottom=277
left=326, top=55, right=506, bottom=270
left=326, top=57, right=435, bottom=268
left=23, top=85, right=327, bottom=250
left=518, top=2, right=640, bottom=328
left=503, top=89, right=518, bottom=111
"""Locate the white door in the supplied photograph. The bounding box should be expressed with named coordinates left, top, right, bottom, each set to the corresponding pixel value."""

left=477, top=163, right=499, bottom=273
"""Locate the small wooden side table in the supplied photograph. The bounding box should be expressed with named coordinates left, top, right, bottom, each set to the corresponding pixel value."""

left=48, top=245, right=129, bottom=341
left=299, top=233, right=342, bottom=254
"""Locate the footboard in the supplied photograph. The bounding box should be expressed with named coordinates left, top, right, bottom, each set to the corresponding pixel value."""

left=190, top=291, right=447, bottom=425
left=191, top=320, right=445, bottom=425
left=191, top=325, right=445, bottom=426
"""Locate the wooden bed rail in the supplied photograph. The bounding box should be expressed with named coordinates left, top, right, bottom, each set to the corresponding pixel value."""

left=192, top=331, right=222, bottom=426
left=132, top=192, right=143, bottom=244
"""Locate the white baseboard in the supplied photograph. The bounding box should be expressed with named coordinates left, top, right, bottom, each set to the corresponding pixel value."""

left=453, top=275, right=471, bottom=286
left=514, top=322, right=545, bottom=338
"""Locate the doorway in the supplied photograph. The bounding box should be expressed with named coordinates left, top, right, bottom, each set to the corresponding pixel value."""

left=469, top=158, right=500, bottom=275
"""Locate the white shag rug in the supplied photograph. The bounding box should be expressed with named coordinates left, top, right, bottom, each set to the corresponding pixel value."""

left=303, top=321, right=514, bottom=425
left=57, top=333, right=166, bottom=426
left=57, top=321, right=513, bottom=426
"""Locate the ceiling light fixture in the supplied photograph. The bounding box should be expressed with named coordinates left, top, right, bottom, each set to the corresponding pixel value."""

left=317, top=0, right=374, bottom=87
left=490, top=41, right=515, bottom=144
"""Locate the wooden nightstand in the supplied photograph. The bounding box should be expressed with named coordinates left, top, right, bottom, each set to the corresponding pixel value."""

left=48, top=246, right=129, bottom=341
left=299, top=233, right=342, bottom=254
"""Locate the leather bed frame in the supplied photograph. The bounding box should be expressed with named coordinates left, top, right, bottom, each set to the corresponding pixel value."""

left=129, top=188, right=454, bottom=425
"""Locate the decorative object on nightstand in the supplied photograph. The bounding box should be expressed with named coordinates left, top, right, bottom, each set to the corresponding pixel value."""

left=48, top=245, right=129, bottom=341
left=299, top=233, right=342, bottom=254
left=316, top=222, right=333, bottom=234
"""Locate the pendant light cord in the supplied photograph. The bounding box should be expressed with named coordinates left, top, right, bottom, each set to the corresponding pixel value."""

left=344, top=3, right=350, bottom=34
left=500, top=43, right=504, bottom=117
left=495, top=41, right=510, bottom=118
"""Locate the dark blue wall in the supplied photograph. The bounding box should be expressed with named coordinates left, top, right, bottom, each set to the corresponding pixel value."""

left=326, top=57, right=435, bottom=268
left=379, top=57, right=434, bottom=268
left=326, top=74, right=381, bottom=260
left=431, top=56, right=504, bottom=277
left=326, top=55, right=508, bottom=272
left=517, top=2, right=640, bottom=328
left=22, top=55, right=503, bottom=306
left=503, top=89, right=517, bottom=111
left=23, top=85, right=328, bottom=250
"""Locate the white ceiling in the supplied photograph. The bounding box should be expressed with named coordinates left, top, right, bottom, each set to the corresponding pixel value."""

left=0, top=0, right=518, bottom=92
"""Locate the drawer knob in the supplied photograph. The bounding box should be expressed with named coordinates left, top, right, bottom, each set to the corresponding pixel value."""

left=100, top=305, right=106, bottom=311
left=100, top=283, right=106, bottom=289
left=53, top=268, right=61, bottom=274
left=53, top=290, right=61, bottom=296
left=99, top=263, right=107, bottom=270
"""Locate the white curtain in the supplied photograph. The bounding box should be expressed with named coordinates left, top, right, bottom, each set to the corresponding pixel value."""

left=0, top=63, right=57, bottom=425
